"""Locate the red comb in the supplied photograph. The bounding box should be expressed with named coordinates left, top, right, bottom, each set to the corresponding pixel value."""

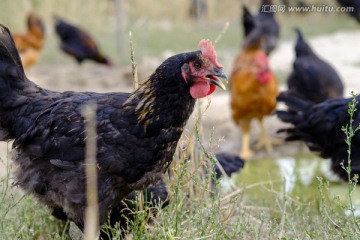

left=198, top=39, right=223, bottom=69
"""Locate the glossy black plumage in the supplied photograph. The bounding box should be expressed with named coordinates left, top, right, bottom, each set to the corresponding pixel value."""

left=241, top=0, right=280, bottom=55
left=0, top=24, right=225, bottom=231
left=287, top=28, right=344, bottom=103
left=54, top=16, right=111, bottom=65
left=276, top=92, right=360, bottom=181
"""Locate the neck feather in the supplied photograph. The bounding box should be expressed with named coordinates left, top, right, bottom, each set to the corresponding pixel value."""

left=123, top=54, right=197, bottom=136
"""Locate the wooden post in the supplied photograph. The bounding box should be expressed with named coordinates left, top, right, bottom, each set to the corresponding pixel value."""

left=82, top=103, right=99, bottom=240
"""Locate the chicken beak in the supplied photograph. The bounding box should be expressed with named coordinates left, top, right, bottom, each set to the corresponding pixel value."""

left=209, top=67, right=227, bottom=90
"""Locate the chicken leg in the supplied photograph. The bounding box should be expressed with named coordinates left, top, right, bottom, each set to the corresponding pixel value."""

left=254, top=118, right=278, bottom=154
left=240, top=122, right=253, bottom=159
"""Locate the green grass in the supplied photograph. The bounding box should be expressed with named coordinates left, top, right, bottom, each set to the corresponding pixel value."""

left=1, top=118, right=360, bottom=239
left=0, top=157, right=69, bottom=239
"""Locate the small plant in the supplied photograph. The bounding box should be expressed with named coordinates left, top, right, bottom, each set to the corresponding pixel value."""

left=341, top=91, right=360, bottom=232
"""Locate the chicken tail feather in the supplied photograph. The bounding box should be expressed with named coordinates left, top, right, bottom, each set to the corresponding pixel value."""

left=0, top=24, right=27, bottom=100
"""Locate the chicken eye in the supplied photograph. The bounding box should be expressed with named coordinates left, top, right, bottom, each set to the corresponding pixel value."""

left=193, top=61, right=202, bottom=70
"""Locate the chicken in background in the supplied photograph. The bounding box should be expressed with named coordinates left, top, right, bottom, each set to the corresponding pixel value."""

left=336, top=0, right=360, bottom=23
left=54, top=16, right=112, bottom=66
left=229, top=34, right=278, bottom=160
left=242, top=0, right=280, bottom=55
left=276, top=92, right=360, bottom=182
left=0, top=23, right=226, bottom=233
left=242, top=5, right=255, bottom=37
left=287, top=28, right=344, bottom=103
left=12, top=12, right=45, bottom=68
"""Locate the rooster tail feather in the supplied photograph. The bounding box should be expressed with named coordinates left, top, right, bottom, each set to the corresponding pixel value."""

left=0, top=24, right=26, bottom=98
left=277, top=91, right=313, bottom=113
left=276, top=91, right=312, bottom=126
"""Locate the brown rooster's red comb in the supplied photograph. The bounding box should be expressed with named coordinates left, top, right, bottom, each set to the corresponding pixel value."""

left=198, top=39, right=223, bottom=69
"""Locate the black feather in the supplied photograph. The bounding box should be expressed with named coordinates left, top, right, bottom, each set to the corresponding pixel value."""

left=276, top=91, right=360, bottom=181
left=287, top=28, right=344, bottom=103
left=242, top=0, right=280, bottom=55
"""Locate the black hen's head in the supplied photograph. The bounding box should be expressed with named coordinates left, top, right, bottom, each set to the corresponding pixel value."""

left=124, top=39, right=226, bottom=130
left=146, top=39, right=227, bottom=100
left=53, top=16, right=75, bottom=41
left=179, top=39, right=227, bottom=98
left=294, top=28, right=314, bottom=57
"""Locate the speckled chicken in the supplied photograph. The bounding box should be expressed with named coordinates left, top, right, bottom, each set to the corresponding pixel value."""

left=13, top=12, right=45, bottom=68
left=0, top=24, right=226, bottom=232
left=287, top=28, right=343, bottom=103
left=229, top=36, right=278, bottom=159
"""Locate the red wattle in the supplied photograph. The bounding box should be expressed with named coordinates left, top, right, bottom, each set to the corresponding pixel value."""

left=190, top=81, right=213, bottom=98
left=257, top=71, right=272, bottom=85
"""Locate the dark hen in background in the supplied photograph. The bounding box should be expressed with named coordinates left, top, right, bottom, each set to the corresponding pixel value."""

left=0, top=24, right=226, bottom=232
left=54, top=16, right=112, bottom=65
left=287, top=28, right=344, bottom=103
left=98, top=153, right=244, bottom=239
left=276, top=92, right=360, bottom=181
left=242, top=0, right=280, bottom=55
left=336, top=0, right=360, bottom=23
left=242, top=5, right=255, bottom=37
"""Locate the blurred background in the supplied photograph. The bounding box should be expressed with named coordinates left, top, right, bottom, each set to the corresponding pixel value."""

left=0, top=0, right=357, bottom=66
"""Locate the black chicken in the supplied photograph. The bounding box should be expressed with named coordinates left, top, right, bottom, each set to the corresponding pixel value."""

left=336, top=0, right=360, bottom=23
left=242, top=6, right=255, bottom=37
left=0, top=24, right=226, bottom=232
left=241, top=0, right=280, bottom=55
left=287, top=28, right=344, bottom=103
left=276, top=92, right=360, bottom=181
left=53, top=16, right=112, bottom=65
left=99, top=152, right=245, bottom=239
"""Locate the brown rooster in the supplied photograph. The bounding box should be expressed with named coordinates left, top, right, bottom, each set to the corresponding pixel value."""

left=12, top=12, right=45, bottom=68
left=229, top=36, right=278, bottom=159
left=0, top=24, right=226, bottom=233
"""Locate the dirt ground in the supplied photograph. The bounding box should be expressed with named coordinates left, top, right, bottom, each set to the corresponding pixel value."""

left=1, top=28, right=360, bottom=175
